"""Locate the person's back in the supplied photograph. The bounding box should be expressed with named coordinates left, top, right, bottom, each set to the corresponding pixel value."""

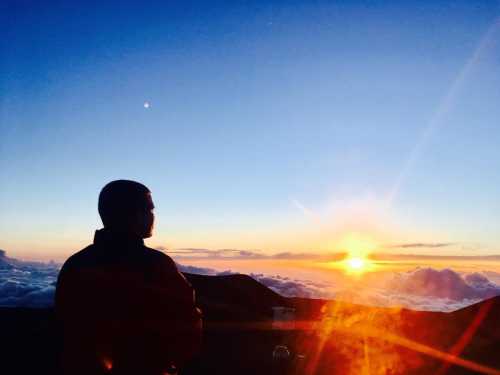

left=55, top=180, right=201, bottom=375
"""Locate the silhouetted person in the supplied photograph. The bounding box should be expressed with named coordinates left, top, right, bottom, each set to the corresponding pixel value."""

left=56, top=180, right=202, bottom=375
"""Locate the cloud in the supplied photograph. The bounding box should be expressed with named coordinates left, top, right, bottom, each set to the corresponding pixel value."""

left=167, top=248, right=266, bottom=259
left=166, top=248, right=346, bottom=261
left=328, top=268, right=500, bottom=312
left=0, top=252, right=59, bottom=307
left=163, top=245, right=500, bottom=263
left=250, top=273, right=334, bottom=299
left=388, top=268, right=500, bottom=301
left=244, top=267, right=500, bottom=312
left=0, top=284, right=56, bottom=307
left=176, top=263, right=219, bottom=275
left=363, top=292, right=483, bottom=312
left=176, top=263, right=236, bottom=276
left=386, top=242, right=454, bottom=249
left=1, top=251, right=499, bottom=312
left=175, top=262, right=334, bottom=299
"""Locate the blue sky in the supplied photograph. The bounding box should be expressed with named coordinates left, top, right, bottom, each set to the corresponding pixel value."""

left=1, top=0, right=500, bottom=259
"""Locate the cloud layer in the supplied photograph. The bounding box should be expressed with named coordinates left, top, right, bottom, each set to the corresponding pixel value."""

left=389, top=268, right=500, bottom=301
left=177, top=262, right=500, bottom=311
left=0, top=251, right=499, bottom=312
left=165, top=246, right=500, bottom=262
left=176, top=263, right=333, bottom=299
left=0, top=251, right=58, bottom=307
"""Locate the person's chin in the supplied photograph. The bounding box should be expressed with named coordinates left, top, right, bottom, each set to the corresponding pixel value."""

left=142, top=230, right=153, bottom=239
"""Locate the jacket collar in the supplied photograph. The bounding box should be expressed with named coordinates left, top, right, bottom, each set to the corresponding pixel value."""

left=93, top=228, right=144, bottom=249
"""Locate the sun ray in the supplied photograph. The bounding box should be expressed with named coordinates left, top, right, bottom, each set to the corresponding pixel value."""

left=387, top=18, right=500, bottom=206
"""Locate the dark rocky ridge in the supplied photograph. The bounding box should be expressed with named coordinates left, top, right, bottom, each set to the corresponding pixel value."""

left=1, top=273, right=499, bottom=374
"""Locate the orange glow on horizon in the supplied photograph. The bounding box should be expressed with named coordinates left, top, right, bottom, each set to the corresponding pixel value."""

left=328, top=233, right=379, bottom=274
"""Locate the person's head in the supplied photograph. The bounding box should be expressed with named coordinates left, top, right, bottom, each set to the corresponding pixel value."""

left=98, top=180, right=155, bottom=238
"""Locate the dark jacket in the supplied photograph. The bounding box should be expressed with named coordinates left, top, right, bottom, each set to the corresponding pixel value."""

left=55, top=229, right=202, bottom=375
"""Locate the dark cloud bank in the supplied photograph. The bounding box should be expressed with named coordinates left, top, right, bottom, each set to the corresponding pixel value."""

left=1, top=250, right=499, bottom=311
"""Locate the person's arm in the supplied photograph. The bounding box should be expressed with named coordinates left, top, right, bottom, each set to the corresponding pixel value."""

left=151, top=253, right=202, bottom=318
left=55, top=259, right=80, bottom=322
left=147, top=252, right=203, bottom=365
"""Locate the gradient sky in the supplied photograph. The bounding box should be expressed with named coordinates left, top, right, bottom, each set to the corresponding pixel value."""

left=1, top=0, right=500, bottom=260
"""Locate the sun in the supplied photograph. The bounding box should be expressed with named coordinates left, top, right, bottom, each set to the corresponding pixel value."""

left=341, top=255, right=374, bottom=274
left=338, top=233, right=378, bottom=274
left=323, top=233, right=378, bottom=274
left=346, top=257, right=366, bottom=270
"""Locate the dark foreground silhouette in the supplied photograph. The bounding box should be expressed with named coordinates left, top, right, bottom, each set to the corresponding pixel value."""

left=2, top=273, right=499, bottom=375
left=55, top=180, right=201, bottom=374
left=55, top=229, right=201, bottom=375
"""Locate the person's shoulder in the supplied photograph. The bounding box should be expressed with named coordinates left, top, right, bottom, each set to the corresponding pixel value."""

left=143, top=246, right=178, bottom=270
left=144, top=246, right=175, bottom=262
left=60, top=244, right=95, bottom=271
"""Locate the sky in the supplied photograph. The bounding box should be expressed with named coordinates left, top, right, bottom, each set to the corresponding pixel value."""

left=1, top=0, right=500, bottom=261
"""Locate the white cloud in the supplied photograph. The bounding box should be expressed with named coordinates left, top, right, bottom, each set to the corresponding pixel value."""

left=176, top=263, right=219, bottom=275
left=175, top=263, right=333, bottom=299
left=0, top=252, right=59, bottom=307
left=249, top=273, right=334, bottom=299
left=388, top=267, right=500, bottom=301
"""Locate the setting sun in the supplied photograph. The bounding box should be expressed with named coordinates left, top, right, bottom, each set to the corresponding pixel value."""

left=322, top=233, right=379, bottom=274
left=331, top=233, right=379, bottom=274
left=342, top=255, right=374, bottom=274
left=346, top=257, right=366, bottom=270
